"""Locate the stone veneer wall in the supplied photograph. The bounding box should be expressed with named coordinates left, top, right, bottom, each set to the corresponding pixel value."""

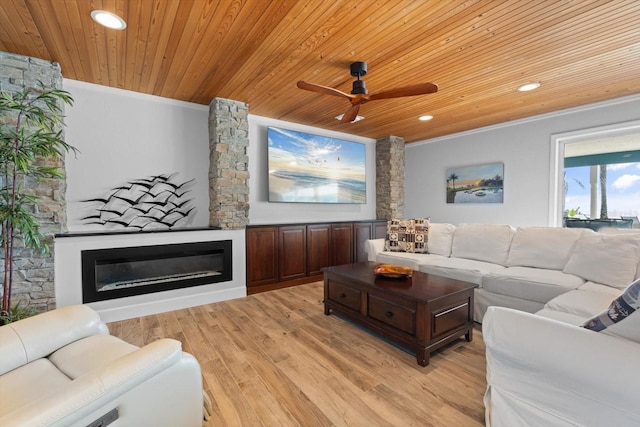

left=376, top=135, right=405, bottom=219
left=0, top=51, right=67, bottom=312
left=208, top=97, right=250, bottom=229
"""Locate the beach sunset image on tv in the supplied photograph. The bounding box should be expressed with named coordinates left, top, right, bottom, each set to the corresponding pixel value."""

left=268, top=127, right=366, bottom=203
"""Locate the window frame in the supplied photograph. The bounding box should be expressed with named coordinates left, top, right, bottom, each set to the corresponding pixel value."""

left=548, top=119, right=640, bottom=227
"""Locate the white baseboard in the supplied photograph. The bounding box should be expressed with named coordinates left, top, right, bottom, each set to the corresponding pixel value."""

left=89, top=285, right=247, bottom=323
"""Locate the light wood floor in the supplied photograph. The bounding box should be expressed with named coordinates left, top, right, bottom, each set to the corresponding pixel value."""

left=108, top=282, right=487, bottom=426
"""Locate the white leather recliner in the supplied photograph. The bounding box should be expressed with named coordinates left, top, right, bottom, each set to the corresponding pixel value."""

left=0, top=305, right=204, bottom=427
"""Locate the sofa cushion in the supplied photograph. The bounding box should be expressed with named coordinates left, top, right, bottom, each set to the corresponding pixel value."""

left=427, top=223, right=456, bottom=256
left=583, top=278, right=640, bottom=343
left=0, top=358, right=71, bottom=414
left=544, top=289, right=617, bottom=319
left=578, top=281, right=623, bottom=297
left=450, top=223, right=515, bottom=265
left=482, top=267, right=585, bottom=303
left=384, top=218, right=429, bottom=253
left=506, top=227, right=588, bottom=270
left=563, top=232, right=640, bottom=289
left=417, top=257, right=506, bottom=285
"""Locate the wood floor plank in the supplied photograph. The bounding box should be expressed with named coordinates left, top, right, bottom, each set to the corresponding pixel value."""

left=242, top=346, right=333, bottom=427
left=108, top=281, right=488, bottom=426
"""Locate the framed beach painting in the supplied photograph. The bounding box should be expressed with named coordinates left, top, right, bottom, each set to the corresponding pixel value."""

left=446, top=162, right=504, bottom=203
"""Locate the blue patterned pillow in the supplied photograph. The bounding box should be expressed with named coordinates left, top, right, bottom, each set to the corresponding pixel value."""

left=583, top=278, right=640, bottom=336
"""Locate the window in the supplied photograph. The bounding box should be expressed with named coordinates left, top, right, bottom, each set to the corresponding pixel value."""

left=549, top=120, right=640, bottom=228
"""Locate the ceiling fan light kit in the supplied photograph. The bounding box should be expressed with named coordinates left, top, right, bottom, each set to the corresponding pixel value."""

left=335, top=114, right=364, bottom=123
left=297, top=61, right=438, bottom=123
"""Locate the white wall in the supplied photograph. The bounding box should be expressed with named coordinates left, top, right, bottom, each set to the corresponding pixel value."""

left=63, top=80, right=378, bottom=230
left=63, top=79, right=211, bottom=231
left=405, top=94, right=640, bottom=227
left=248, top=115, right=377, bottom=224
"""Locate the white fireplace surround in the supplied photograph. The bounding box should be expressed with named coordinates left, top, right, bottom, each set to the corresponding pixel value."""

left=55, top=229, right=246, bottom=322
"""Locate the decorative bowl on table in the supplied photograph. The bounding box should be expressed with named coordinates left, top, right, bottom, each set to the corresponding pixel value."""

left=373, top=264, right=413, bottom=278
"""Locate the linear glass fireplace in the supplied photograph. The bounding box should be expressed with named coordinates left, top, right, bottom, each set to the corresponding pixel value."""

left=81, top=240, right=232, bottom=303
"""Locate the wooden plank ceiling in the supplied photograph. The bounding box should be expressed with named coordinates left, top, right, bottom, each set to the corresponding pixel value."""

left=1, top=0, right=639, bottom=143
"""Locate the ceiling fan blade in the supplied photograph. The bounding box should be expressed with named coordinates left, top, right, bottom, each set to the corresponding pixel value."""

left=341, top=104, right=361, bottom=123
left=368, top=82, right=438, bottom=101
left=297, top=81, right=354, bottom=100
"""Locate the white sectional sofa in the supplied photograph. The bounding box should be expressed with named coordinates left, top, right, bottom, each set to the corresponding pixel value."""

left=365, top=223, right=640, bottom=323
left=366, top=222, right=640, bottom=426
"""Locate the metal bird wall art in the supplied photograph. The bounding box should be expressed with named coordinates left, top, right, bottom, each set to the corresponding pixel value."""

left=80, top=173, right=196, bottom=230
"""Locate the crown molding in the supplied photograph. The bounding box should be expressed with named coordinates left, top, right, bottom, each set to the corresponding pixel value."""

left=408, top=93, right=640, bottom=148
left=62, top=78, right=209, bottom=112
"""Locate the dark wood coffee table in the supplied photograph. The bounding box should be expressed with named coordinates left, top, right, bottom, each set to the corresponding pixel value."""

left=323, top=262, right=477, bottom=366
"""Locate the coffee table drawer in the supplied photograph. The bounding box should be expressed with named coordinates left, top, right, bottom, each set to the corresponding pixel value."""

left=432, top=301, right=469, bottom=338
left=328, top=281, right=361, bottom=311
left=368, top=294, right=416, bottom=335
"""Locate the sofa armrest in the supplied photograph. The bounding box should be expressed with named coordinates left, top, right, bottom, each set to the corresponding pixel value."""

left=1, top=338, right=203, bottom=427
left=0, top=305, right=108, bottom=375
left=483, top=307, right=640, bottom=427
left=364, top=238, right=385, bottom=262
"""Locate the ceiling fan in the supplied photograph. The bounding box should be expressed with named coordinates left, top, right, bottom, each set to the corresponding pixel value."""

left=297, top=62, right=438, bottom=123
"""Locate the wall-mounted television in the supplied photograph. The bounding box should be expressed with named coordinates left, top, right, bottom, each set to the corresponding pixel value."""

left=268, top=126, right=366, bottom=204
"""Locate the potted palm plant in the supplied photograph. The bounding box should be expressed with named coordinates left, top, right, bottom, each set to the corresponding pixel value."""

left=0, top=82, right=75, bottom=323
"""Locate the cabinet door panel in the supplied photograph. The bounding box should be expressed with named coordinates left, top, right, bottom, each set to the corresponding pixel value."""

left=331, top=223, right=353, bottom=266
left=278, top=225, right=307, bottom=281
left=354, top=222, right=373, bottom=263
left=246, top=226, right=278, bottom=287
left=307, top=224, right=331, bottom=276
left=374, top=221, right=388, bottom=239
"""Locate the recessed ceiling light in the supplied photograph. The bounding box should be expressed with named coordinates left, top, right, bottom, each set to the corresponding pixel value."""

left=517, top=82, right=540, bottom=92
left=335, top=114, right=364, bottom=123
left=91, top=10, right=127, bottom=30
left=418, top=115, right=434, bottom=121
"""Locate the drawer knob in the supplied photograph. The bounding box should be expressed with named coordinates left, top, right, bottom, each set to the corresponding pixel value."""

left=385, top=311, right=394, bottom=318
left=339, top=293, right=346, bottom=298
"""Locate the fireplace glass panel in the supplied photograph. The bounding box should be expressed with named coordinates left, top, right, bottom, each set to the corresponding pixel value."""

left=96, top=252, right=224, bottom=292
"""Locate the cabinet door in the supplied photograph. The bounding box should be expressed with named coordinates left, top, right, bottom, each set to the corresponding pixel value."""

left=331, top=223, right=353, bottom=266
left=278, top=225, right=307, bottom=281
left=307, top=224, right=331, bottom=276
left=246, top=226, right=278, bottom=287
left=353, top=222, right=373, bottom=263
left=374, top=220, right=388, bottom=239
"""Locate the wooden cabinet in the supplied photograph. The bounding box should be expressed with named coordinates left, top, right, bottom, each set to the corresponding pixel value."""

left=374, top=221, right=388, bottom=239
left=307, top=224, right=331, bottom=276
left=330, top=223, right=353, bottom=265
left=246, top=220, right=386, bottom=294
left=278, top=225, right=306, bottom=281
left=245, top=226, right=278, bottom=287
left=354, top=220, right=388, bottom=262
left=354, top=222, right=373, bottom=263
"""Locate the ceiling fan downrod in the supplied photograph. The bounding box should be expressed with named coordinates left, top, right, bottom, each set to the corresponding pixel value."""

left=350, top=61, right=368, bottom=95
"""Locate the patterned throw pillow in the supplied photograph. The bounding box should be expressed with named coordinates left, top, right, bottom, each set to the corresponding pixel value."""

left=583, top=277, right=640, bottom=332
left=384, top=218, right=430, bottom=253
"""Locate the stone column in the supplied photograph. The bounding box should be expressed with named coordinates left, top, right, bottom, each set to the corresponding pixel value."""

left=376, top=135, right=405, bottom=219
left=208, top=98, right=250, bottom=229
left=0, top=51, right=66, bottom=312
